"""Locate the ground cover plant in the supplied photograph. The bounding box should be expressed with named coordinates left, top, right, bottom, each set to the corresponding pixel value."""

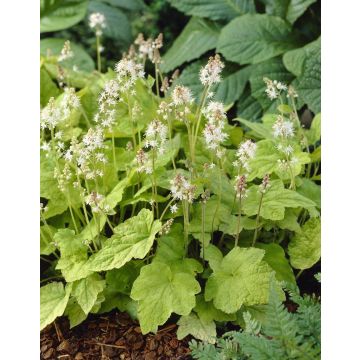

left=40, top=5, right=321, bottom=358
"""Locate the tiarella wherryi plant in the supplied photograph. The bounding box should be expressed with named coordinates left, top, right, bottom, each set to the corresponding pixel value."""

left=40, top=33, right=321, bottom=345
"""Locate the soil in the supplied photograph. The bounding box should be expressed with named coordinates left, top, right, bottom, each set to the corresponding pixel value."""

left=40, top=311, right=191, bottom=360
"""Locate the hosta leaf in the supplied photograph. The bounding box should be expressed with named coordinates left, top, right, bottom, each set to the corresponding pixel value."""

left=294, top=42, right=321, bottom=113
left=263, top=0, right=316, bottom=24
left=167, top=0, right=255, bottom=21
left=40, top=282, right=72, bottom=330
left=40, top=38, right=95, bottom=72
left=72, top=274, right=106, bottom=314
left=288, top=217, right=321, bottom=269
left=217, top=14, right=297, bottom=65
left=87, top=209, right=161, bottom=271
left=161, top=17, right=221, bottom=73
left=88, top=1, right=132, bottom=43
left=257, top=243, right=296, bottom=284
left=55, top=229, right=93, bottom=282
left=236, top=88, right=263, bottom=121
left=40, top=0, right=88, bottom=33
left=283, top=37, right=320, bottom=77
left=131, top=261, right=201, bottom=334
left=243, top=179, right=316, bottom=220
left=177, top=313, right=217, bottom=344
left=205, top=247, right=274, bottom=313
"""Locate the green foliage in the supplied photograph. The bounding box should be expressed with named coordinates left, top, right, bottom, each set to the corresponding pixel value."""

left=190, top=278, right=321, bottom=359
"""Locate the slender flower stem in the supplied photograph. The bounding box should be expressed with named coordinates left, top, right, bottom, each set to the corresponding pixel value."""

left=159, top=198, right=175, bottom=221
left=234, top=197, right=242, bottom=247
left=201, top=200, right=206, bottom=262
left=182, top=200, right=189, bottom=257
left=111, top=133, right=117, bottom=171
left=96, top=35, right=101, bottom=72
left=155, top=63, right=160, bottom=97
left=211, top=160, right=222, bottom=237
left=151, top=149, right=159, bottom=218
left=166, top=117, right=176, bottom=170
left=252, top=192, right=264, bottom=247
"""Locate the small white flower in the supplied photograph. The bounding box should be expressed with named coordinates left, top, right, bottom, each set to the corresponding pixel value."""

left=58, top=40, right=74, bottom=62
left=89, top=12, right=106, bottom=35
left=170, top=174, right=197, bottom=203
left=272, top=116, right=295, bottom=138
left=171, top=85, right=193, bottom=106
left=170, top=204, right=178, bottom=213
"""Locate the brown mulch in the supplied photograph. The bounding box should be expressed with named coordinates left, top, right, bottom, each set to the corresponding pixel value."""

left=40, top=312, right=191, bottom=360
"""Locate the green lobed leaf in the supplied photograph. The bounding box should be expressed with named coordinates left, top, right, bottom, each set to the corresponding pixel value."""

left=55, top=229, right=93, bottom=282
left=306, top=113, right=321, bottom=145
left=217, top=14, right=297, bottom=65
left=167, top=0, right=255, bottom=21
left=177, top=313, right=217, bottom=344
left=64, top=298, right=87, bottom=328
left=40, top=0, right=88, bottom=33
left=40, top=225, right=57, bottom=256
left=257, top=243, right=296, bottom=284
left=161, top=17, right=221, bottom=73
left=72, top=273, right=106, bottom=314
left=205, top=247, right=275, bottom=313
left=131, top=261, right=202, bottom=334
left=194, top=295, right=236, bottom=322
left=87, top=209, right=162, bottom=271
left=40, top=67, right=60, bottom=108
left=40, top=282, right=72, bottom=330
left=288, top=217, right=321, bottom=269
left=243, top=179, right=316, bottom=220
left=100, top=0, right=145, bottom=10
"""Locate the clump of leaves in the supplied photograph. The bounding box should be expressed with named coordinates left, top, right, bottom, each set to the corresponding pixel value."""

left=40, top=27, right=320, bottom=341
left=190, top=276, right=321, bottom=359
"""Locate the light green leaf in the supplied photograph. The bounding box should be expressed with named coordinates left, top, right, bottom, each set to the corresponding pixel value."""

left=40, top=282, right=72, bottom=330
left=306, top=113, right=321, bottom=145
left=88, top=1, right=132, bottom=43
left=288, top=217, right=321, bottom=269
left=217, top=14, right=296, bottom=65
left=40, top=68, right=60, bottom=108
left=55, top=229, right=93, bottom=282
left=40, top=225, right=57, bottom=256
left=203, top=244, right=223, bottom=273
left=177, top=313, right=217, bottom=344
left=205, top=247, right=274, bottom=313
left=131, top=262, right=201, bottom=334
left=40, top=0, right=88, bottom=32
left=87, top=209, right=161, bottom=271
left=161, top=17, right=220, bottom=73
left=64, top=298, right=87, bottom=328
left=40, top=38, right=95, bottom=72
left=257, top=243, right=296, bottom=284
left=236, top=119, right=273, bottom=140
left=195, top=295, right=236, bottom=322
left=243, top=179, right=316, bottom=220
left=72, top=274, right=106, bottom=314
left=296, top=178, right=320, bottom=208
left=168, top=0, right=255, bottom=21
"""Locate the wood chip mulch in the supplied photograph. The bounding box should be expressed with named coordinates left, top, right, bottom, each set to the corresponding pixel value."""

left=40, top=312, right=191, bottom=360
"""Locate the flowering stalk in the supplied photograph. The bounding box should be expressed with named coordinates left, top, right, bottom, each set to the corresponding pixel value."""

left=252, top=174, right=270, bottom=246
left=234, top=175, right=247, bottom=247
left=89, top=13, right=106, bottom=72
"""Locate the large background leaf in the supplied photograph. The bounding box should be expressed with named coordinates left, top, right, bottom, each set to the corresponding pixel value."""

left=40, top=0, right=88, bottom=33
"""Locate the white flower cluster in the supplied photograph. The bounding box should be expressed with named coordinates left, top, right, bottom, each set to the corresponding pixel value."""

left=89, top=12, right=106, bottom=36
left=233, top=140, right=257, bottom=172
left=171, top=85, right=193, bottom=106
left=115, top=58, right=145, bottom=91
left=234, top=174, right=248, bottom=199
left=58, top=40, right=74, bottom=62
left=259, top=174, right=271, bottom=194
left=272, top=115, right=295, bottom=138
left=263, top=77, right=287, bottom=100
left=170, top=174, right=196, bottom=203
left=143, top=119, right=167, bottom=154
left=135, top=149, right=152, bottom=174
left=199, top=54, right=224, bottom=86
left=202, top=101, right=228, bottom=157
left=134, top=33, right=163, bottom=64
left=85, top=191, right=110, bottom=213
left=95, top=79, right=120, bottom=130
left=40, top=88, right=80, bottom=130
